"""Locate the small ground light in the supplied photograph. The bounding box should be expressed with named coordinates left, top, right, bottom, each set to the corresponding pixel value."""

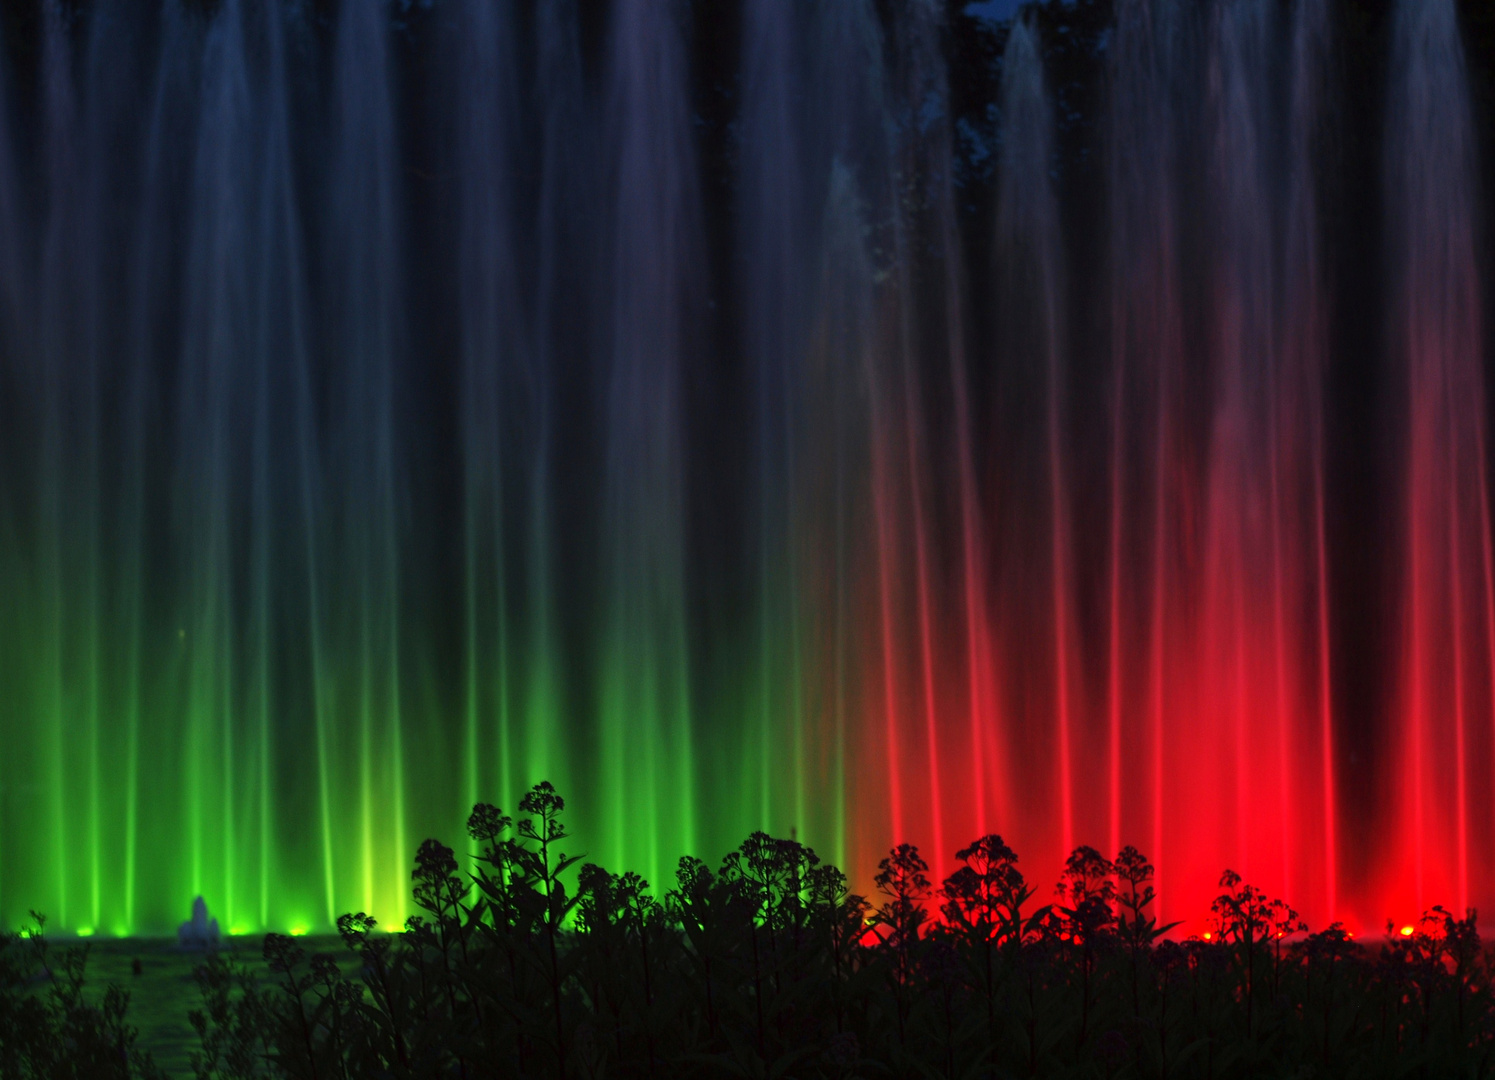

left=1201, top=931, right=1213, bottom=940
left=1400, top=925, right=1414, bottom=936
left=75, top=927, right=94, bottom=937
left=289, top=926, right=309, bottom=937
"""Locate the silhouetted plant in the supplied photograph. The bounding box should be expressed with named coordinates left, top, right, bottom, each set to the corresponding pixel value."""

left=665, top=856, right=728, bottom=1041
left=1431, top=905, right=1482, bottom=1046
left=1299, top=921, right=1355, bottom=1068
left=188, top=951, right=274, bottom=1080
left=869, top=841, right=930, bottom=1053
left=942, top=833, right=1030, bottom=1070
left=719, top=831, right=782, bottom=1057
left=514, top=781, right=580, bottom=1079
left=1112, top=843, right=1177, bottom=1023
left=1055, top=844, right=1115, bottom=1048
left=1211, top=867, right=1301, bottom=1047
left=0, top=913, right=166, bottom=1080
left=123, top=781, right=1495, bottom=1078
left=334, top=913, right=408, bottom=1072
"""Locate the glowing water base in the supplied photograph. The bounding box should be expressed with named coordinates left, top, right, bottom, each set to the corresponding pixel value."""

left=0, top=0, right=1489, bottom=937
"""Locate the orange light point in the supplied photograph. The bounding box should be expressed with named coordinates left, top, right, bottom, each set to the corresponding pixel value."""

left=1399, top=925, right=1414, bottom=937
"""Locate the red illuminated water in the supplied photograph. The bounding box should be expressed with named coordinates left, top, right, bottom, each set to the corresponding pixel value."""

left=835, top=0, right=1489, bottom=936
left=1381, top=0, right=1492, bottom=925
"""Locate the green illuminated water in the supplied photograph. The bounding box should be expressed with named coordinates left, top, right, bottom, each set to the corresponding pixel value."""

left=0, top=0, right=883, bottom=936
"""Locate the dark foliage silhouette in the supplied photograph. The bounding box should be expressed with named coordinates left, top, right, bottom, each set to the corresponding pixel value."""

left=9, top=782, right=1495, bottom=1078
left=0, top=914, right=165, bottom=1079
left=171, top=782, right=1495, bottom=1078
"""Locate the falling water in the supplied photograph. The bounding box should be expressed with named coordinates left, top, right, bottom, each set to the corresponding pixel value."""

left=599, top=0, right=700, bottom=887
left=797, top=0, right=889, bottom=876
left=0, top=0, right=1490, bottom=935
left=996, top=18, right=1073, bottom=870
left=328, top=0, right=409, bottom=926
left=178, top=0, right=252, bottom=930
left=1283, top=0, right=1336, bottom=920
left=1106, top=0, right=1187, bottom=903
left=123, top=1, right=202, bottom=933
left=1200, top=0, right=1280, bottom=894
left=1096, top=0, right=1345, bottom=925
left=1385, top=0, right=1492, bottom=920
left=739, top=0, right=809, bottom=842
left=454, top=0, right=525, bottom=833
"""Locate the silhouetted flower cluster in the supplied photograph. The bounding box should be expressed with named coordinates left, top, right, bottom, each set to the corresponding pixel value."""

left=0, top=913, right=167, bottom=1079
left=8, top=781, right=1495, bottom=1078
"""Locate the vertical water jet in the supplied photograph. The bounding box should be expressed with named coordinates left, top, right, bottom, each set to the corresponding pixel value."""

left=1107, top=0, right=1188, bottom=907
left=1282, top=0, right=1337, bottom=918
left=1385, top=0, right=1489, bottom=918
left=739, top=0, right=809, bottom=838
left=453, top=0, right=525, bottom=825
left=600, top=0, right=701, bottom=885
left=329, top=0, right=407, bottom=922
left=998, top=18, right=1073, bottom=863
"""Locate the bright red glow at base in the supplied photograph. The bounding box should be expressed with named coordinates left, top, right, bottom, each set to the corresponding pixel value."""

left=825, top=0, right=1491, bottom=939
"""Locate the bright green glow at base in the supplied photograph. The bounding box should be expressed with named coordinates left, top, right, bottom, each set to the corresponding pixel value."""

left=0, top=552, right=849, bottom=936
left=0, top=0, right=866, bottom=939
left=75, top=927, right=94, bottom=938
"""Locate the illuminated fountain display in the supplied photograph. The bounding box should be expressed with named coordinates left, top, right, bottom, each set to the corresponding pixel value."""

left=0, top=0, right=1489, bottom=938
